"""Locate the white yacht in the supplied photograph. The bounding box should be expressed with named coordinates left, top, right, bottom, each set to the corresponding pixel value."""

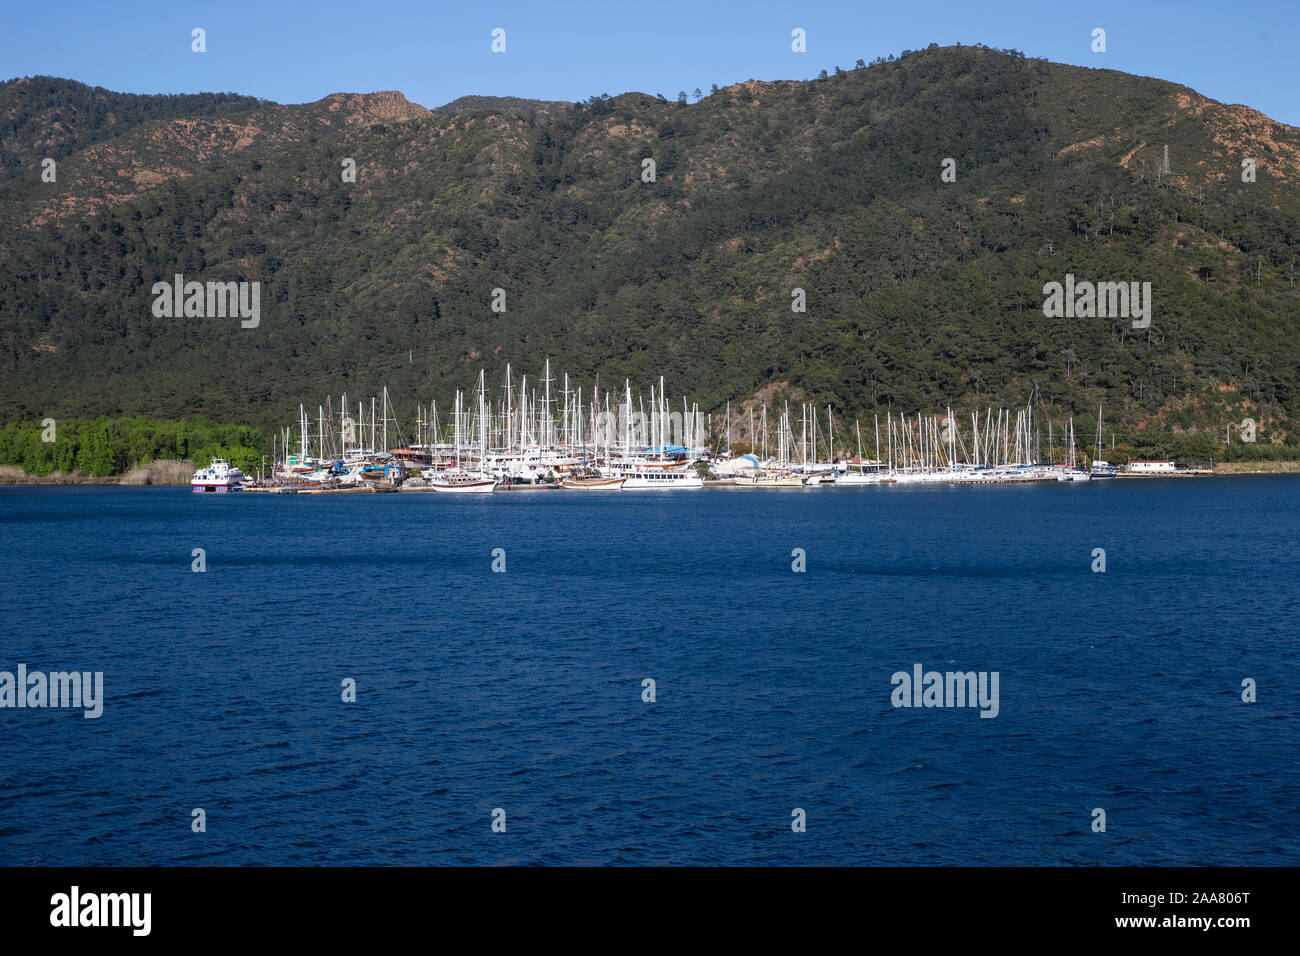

left=423, top=470, right=497, bottom=493
left=191, top=459, right=246, bottom=493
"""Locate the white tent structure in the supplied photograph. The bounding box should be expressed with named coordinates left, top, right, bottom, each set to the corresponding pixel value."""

left=710, top=454, right=760, bottom=477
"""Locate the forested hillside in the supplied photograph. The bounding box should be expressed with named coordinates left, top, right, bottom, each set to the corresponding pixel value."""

left=2, top=45, right=1297, bottom=456
left=0, top=76, right=267, bottom=179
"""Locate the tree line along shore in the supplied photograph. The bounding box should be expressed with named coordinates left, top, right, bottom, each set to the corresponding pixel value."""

left=0, top=416, right=1297, bottom=484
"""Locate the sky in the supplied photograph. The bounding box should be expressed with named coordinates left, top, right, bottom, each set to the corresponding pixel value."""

left=2, top=0, right=1297, bottom=125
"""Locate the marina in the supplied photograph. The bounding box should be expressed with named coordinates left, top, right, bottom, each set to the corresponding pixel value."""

left=223, top=365, right=1216, bottom=494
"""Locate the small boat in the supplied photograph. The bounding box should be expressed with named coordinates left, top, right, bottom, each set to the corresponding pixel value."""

left=562, top=401, right=624, bottom=489
left=1090, top=407, right=1117, bottom=478
left=561, top=475, right=625, bottom=489
left=805, top=470, right=840, bottom=486
left=833, top=469, right=886, bottom=485
left=191, top=458, right=246, bottom=493
left=1056, top=467, right=1092, bottom=482
left=424, top=381, right=496, bottom=493
left=427, top=471, right=496, bottom=493
left=749, top=473, right=805, bottom=487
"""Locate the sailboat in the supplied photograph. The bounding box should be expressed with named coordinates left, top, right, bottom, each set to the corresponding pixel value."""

left=562, top=474, right=625, bottom=489
left=1056, top=418, right=1092, bottom=482
left=1090, top=405, right=1118, bottom=478
left=427, top=384, right=496, bottom=493
left=834, top=419, right=887, bottom=485
left=563, top=385, right=625, bottom=488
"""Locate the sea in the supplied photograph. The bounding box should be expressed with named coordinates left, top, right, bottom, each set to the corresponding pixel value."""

left=1, top=478, right=1297, bottom=865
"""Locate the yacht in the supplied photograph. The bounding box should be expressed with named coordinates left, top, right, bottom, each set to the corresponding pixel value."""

left=424, top=470, right=497, bottom=493
left=191, top=459, right=246, bottom=493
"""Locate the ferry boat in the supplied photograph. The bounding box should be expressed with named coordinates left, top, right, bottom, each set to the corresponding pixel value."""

left=191, top=459, right=246, bottom=493
left=606, top=451, right=703, bottom=489
left=618, top=465, right=703, bottom=489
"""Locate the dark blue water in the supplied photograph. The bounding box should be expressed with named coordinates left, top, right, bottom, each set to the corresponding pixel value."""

left=1, top=479, right=1297, bottom=865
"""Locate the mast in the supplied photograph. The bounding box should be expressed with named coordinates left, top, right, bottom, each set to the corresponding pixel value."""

left=452, top=391, right=461, bottom=467
left=827, top=405, right=834, bottom=467
left=542, top=359, right=553, bottom=451
left=479, top=371, right=488, bottom=476
left=796, top=404, right=802, bottom=467
left=947, top=405, right=955, bottom=470
left=562, top=373, right=571, bottom=451
left=659, top=376, right=666, bottom=457
left=624, top=381, right=632, bottom=459
left=885, top=414, right=891, bottom=472
left=1095, top=404, right=1104, bottom=465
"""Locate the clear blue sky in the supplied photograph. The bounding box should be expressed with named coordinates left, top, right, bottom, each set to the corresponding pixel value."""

left=3, top=0, right=1297, bottom=125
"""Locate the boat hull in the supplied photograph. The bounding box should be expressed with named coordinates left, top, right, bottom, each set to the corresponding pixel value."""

left=832, top=473, right=886, bottom=485
left=621, top=474, right=703, bottom=489
left=747, top=475, right=805, bottom=487
left=561, top=477, right=626, bottom=489
left=429, top=479, right=496, bottom=493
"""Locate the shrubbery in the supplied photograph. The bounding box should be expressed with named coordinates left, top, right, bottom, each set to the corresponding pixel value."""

left=0, top=417, right=262, bottom=477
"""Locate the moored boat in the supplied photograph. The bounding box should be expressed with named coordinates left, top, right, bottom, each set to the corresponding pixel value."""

left=619, top=467, right=703, bottom=489
left=191, top=458, right=246, bottom=493
left=426, top=471, right=497, bottom=493
left=561, top=475, right=625, bottom=489
left=833, top=469, right=887, bottom=485
left=748, top=473, right=805, bottom=487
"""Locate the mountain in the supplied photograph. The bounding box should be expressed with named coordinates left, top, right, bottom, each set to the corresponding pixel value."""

left=0, top=76, right=267, bottom=180
left=1, top=45, right=1297, bottom=457
left=1, top=82, right=430, bottom=224
left=431, top=95, right=571, bottom=122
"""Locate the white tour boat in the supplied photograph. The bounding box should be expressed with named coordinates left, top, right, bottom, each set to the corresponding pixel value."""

left=191, top=459, right=246, bottom=493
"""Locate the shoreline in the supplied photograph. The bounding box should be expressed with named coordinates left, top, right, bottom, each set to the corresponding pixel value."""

left=4, top=465, right=1300, bottom=488
left=0, top=460, right=197, bottom=486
